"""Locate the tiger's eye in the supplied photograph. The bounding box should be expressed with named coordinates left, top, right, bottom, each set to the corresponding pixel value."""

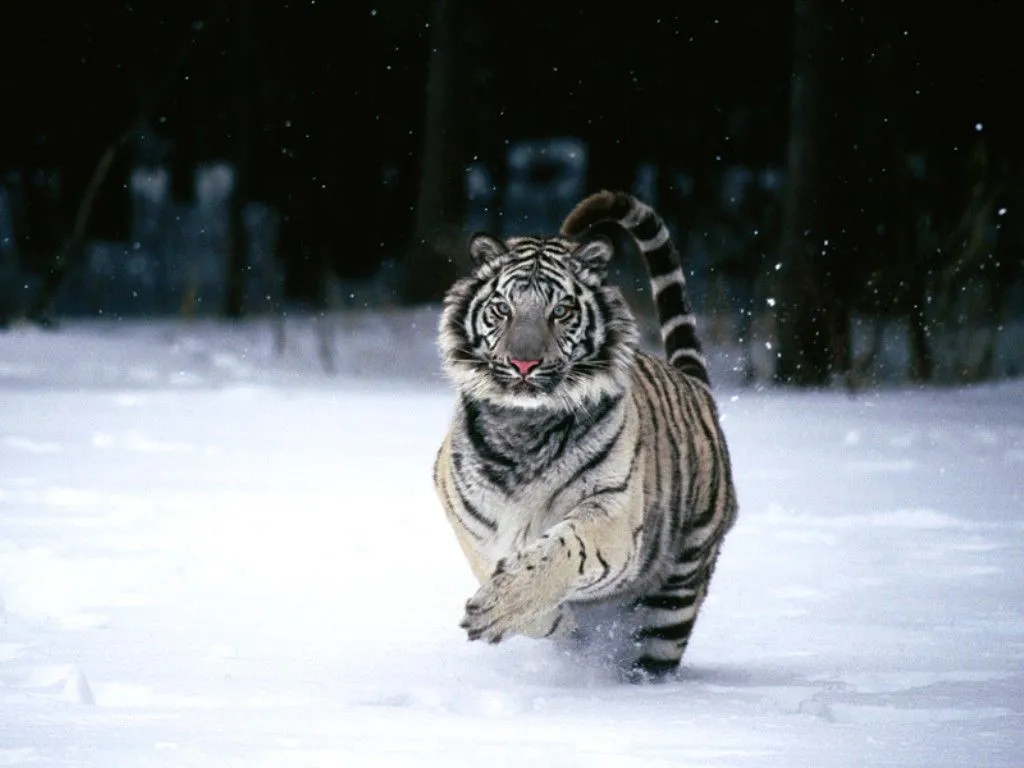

left=552, top=302, right=575, bottom=320
left=492, top=300, right=511, bottom=317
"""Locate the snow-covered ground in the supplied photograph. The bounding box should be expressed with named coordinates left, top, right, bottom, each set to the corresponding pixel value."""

left=1, top=314, right=1022, bottom=767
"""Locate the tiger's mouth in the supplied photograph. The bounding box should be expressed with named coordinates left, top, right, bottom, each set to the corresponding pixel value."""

left=490, top=363, right=564, bottom=397
left=506, top=379, right=542, bottom=395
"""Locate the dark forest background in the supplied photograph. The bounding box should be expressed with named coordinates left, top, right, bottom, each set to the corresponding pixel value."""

left=1, top=0, right=1022, bottom=385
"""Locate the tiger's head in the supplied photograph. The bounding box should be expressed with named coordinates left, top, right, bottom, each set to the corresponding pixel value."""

left=438, top=233, right=638, bottom=410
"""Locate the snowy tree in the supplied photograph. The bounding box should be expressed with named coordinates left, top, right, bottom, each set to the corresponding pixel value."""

left=773, top=0, right=847, bottom=386
left=224, top=0, right=253, bottom=319
left=405, top=0, right=472, bottom=303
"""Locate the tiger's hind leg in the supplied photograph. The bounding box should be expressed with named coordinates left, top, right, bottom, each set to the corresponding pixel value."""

left=627, top=552, right=720, bottom=682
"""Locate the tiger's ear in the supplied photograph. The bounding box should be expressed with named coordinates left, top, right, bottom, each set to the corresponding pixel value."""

left=468, top=232, right=508, bottom=267
left=569, top=235, right=614, bottom=283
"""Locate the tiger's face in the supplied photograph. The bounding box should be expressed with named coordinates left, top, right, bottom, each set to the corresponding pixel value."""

left=439, top=234, right=638, bottom=410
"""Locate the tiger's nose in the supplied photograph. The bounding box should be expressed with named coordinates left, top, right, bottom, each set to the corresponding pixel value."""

left=508, top=358, right=541, bottom=376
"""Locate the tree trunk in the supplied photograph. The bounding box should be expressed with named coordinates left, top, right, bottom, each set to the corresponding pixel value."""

left=224, top=0, right=252, bottom=318
left=774, top=0, right=843, bottom=385
left=403, top=0, right=469, bottom=303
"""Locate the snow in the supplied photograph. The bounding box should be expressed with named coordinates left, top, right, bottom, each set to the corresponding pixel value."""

left=1, top=314, right=1022, bottom=767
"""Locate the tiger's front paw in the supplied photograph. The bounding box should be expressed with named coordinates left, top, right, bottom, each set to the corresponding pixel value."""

left=460, top=558, right=564, bottom=644
left=460, top=568, right=525, bottom=644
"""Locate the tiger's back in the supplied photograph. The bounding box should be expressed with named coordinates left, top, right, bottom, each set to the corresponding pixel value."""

left=434, top=190, right=737, bottom=679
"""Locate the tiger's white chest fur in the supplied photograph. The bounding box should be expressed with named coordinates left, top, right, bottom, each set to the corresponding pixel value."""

left=449, top=397, right=638, bottom=575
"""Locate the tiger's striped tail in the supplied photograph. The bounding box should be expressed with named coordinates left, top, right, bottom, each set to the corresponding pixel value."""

left=562, top=190, right=709, bottom=385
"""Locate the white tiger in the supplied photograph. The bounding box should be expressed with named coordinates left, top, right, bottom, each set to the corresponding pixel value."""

left=433, top=190, right=737, bottom=679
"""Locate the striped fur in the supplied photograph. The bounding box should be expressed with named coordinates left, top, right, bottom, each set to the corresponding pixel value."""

left=562, top=189, right=709, bottom=383
left=434, top=191, right=737, bottom=680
